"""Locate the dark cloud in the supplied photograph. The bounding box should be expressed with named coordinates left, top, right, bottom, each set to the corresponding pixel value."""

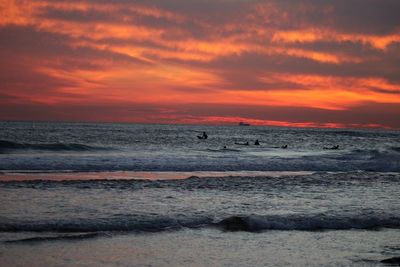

left=0, top=26, right=149, bottom=69
left=210, top=70, right=307, bottom=91
left=0, top=25, right=152, bottom=99
left=0, top=51, right=78, bottom=96
left=192, top=50, right=400, bottom=84
left=304, top=0, right=400, bottom=35
left=40, top=7, right=117, bottom=23
left=256, top=0, right=400, bottom=35
left=31, top=0, right=400, bottom=36
left=120, top=0, right=400, bottom=35
left=40, top=5, right=190, bottom=31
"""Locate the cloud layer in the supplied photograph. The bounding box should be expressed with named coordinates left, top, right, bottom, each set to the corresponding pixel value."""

left=1, top=0, right=399, bottom=128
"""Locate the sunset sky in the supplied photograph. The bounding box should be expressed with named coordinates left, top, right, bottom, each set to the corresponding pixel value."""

left=0, top=0, right=399, bottom=128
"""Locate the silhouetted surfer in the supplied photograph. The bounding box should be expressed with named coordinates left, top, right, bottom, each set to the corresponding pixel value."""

left=197, top=132, right=208, bottom=139
left=324, top=145, right=339, bottom=150
left=254, top=140, right=260, bottom=145
left=281, top=145, right=288, bottom=149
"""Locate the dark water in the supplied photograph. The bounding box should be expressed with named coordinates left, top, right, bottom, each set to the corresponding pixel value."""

left=0, top=121, right=399, bottom=172
left=0, top=172, right=399, bottom=233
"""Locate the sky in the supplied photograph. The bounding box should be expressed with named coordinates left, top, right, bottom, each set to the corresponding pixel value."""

left=0, top=0, right=399, bottom=128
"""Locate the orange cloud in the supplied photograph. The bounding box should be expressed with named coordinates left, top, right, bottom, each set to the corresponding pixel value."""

left=273, top=29, right=400, bottom=50
left=1, top=0, right=400, bottom=128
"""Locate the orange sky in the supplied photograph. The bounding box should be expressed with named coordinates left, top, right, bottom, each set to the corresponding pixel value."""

left=0, top=0, right=399, bottom=128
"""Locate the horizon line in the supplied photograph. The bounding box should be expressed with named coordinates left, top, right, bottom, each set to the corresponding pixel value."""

left=0, top=119, right=397, bottom=131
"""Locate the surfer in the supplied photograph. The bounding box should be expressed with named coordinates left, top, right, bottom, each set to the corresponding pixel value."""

left=324, top=145, right=339, bottom=150
left=254, top=140, right=260, bottom=145
left=197, top=132, right=208, bottom=139
left=281, top=145, right=288, bottom=149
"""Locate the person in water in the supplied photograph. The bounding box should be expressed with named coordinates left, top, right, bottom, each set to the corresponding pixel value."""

left=324, top=145, right=339, bottom=150
left=281, top=145, right=288, bottom=149
left=254, top=140, right=260, bottom=145
left=198, top=131, right=208, bottom=139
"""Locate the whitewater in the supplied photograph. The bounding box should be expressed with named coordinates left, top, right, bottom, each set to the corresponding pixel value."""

left=0, top=121, right=399, bottom=266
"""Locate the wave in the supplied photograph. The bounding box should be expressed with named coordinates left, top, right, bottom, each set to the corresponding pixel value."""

left=0, top=171, right=398, bottom=190
left=390, top=146, right=400, bottom=153
left=0, top=140, right=109, bottom=153
left=214, top=215, right=400, bottom=232
left=381, top=257, right=400, bottom=264
left=329, top=130, right=368, bottom=137
left=321, top=129, right=399, bottom=138
left=0, top=142, right=399, bottom=172
left=359, top=147, right=400, bottom=171
left=304, top=146, right=400, bottom=172
left=206, top=148, right=241, bottom=152
left=3, top=233, right=101, bottom=243
left=1, top=214, right=399, bottom=233
left=0, top=215, right=212, bottom=233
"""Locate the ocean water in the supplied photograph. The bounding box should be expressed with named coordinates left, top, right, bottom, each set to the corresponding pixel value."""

left=0, top=121, right=399, bottom=172
left=0, top=122, right=400, bottom=266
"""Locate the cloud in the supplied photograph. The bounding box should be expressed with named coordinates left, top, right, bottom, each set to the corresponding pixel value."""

left=0, top=0, right=399, bottom=128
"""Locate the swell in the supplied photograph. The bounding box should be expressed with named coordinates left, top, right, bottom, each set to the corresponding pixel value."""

left=0, top=171, right=398, bottom=191
left=1, top=214, right=399, bottom=233
left=390, top=146, right=400, bottom=153
left=215, top=215, right=400, bottom=232
left=0, top=140, right=109, bottom=153
left=3, top=233, right=102, bottom=243
left=0, top=143, right=399, bottom=172
left=302, top=147, right=400, bottom=172
left=0, top=215, right=212, bottom=233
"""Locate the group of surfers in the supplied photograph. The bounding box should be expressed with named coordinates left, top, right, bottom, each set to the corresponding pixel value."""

left=234, top=140, right=288, bottom=149
left=197, top=131, right=340, bottom=150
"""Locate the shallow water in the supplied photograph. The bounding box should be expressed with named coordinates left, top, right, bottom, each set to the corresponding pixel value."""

left=1, top=228, right=400, bottom=267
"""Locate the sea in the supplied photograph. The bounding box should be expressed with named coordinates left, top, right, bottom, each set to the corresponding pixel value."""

left=0, top=121, right=399, bottom=266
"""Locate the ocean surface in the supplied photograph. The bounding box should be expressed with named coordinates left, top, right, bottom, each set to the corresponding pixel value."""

left=0, top=121, right=400, bottom=172
left=0, top=121, right=399, bottom=266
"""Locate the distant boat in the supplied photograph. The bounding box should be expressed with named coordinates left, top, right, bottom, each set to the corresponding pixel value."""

left=239, top=122, right=250, bottom=126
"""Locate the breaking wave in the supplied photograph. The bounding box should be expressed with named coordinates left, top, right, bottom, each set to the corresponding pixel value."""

left=0, top=215, right=212, bottom=233
left=1, top=214, right=399, bottom=233
left=215, top=215, right=400, bottom=232
left=3, top=233, right=102, bottom=243
left=333, top=147, right=400, bottom=171
left=0, top=140, right=109, bottom=153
